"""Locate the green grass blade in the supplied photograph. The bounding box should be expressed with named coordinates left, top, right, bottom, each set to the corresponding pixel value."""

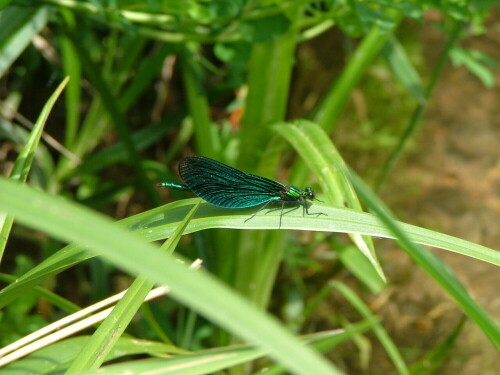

left=238, top=4, right=301, bottom=169
left=8, top=77, right=68, bottom=182
left=234, top=22, right=303, bottom=307
left=59, top=11, right=81, bottom=149
left=54, top=41, right=172, bottom=182
left=382, top=36, right=425, bottom=104
left=0, top=77, right=68, bottom=262
left=0, top=179, right=341, bottom=375
left=290, top=22, right=402, bottom=200
left=333, top=281, right=410, bottom=375
left=313, top=25, right=396, bottom=131
left=0, top=197, right=498, bottom=311
left=85, top=331, right=343, bottom=375
left=180, top=43, right=218, bottom=158
left=0, top=200, right=198, bottom=309
left=234, top=230, right=285, bottom=309
left=450, top=47, right=496, bottom=87
left=1, top=199, right=497, bottom=316
left=0, top=243, right=94, bottom=308
left=119, top=43, right=174, bottom=111
left=274, top=120, right=385, bottom=282
left=231, top=5, right=301, bottom=319
left=3, top=336, right=181, bottom=374
left=66, top=203, right=200, bottom=373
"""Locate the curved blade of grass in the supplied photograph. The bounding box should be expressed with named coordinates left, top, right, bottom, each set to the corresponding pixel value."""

left=0, top=199, right=498, bottom=311
left=2, top=336, right=181, bottom=374
left=87, top=331, right=344, bottom=375
left=332, top=281, right=410, bottom=375
left=130, top=203, right=500, bottom=267
left=450, top=47, right=496, bottom=87
left=0, top=77, right=69, bottom=262
left=0, top=242, right=94, bottom=308
left=0, top=178, right=341, bottom=375
left=66, top=202, right=200, bottom=373
left=274, top=120, right=500, bottom=348
left=274, top=119, right=385, bottom=282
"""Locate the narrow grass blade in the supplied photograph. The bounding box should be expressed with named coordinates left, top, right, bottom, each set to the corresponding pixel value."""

left=2, top=336, right=180, bottom=374
left=382, top=36, right=425, bottom=104
left=450, top=47, right=496, bottom=87
left=86, top=331, right=344, bottom=375
left=0, top=199, right=498, bottom=311
left=0, top=77, right=69, bottom=261
left=180, top=43, right=218, bottom=158
left=313, top=25, right=398, bottom=131
left=60, top=11, right=81, bottom=149
left=332, top=281, right=410, bottom=375
left=0, top=243, right=94, bottom=308
left=238, top=25, right=298, bottom=168
left=65, top=203, right=200, bottom=373
left=274, top=119, right=385, bottom=282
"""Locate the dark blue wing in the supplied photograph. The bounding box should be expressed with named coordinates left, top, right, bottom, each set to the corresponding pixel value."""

left=179, top=156, right=285, bottom=208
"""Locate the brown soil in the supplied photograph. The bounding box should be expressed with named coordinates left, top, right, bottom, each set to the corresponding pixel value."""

left=372, top=13, right=500, bottom=375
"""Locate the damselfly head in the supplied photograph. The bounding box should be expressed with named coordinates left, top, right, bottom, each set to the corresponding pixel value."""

left=304, top=187, right=315, bottom=200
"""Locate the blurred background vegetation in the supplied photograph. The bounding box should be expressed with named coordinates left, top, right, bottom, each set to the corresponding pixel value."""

left=0, top=0, right=499, bottom=374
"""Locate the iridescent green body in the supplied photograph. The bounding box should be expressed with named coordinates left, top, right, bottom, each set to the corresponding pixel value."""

left=158, top=156, right=321, bottom=222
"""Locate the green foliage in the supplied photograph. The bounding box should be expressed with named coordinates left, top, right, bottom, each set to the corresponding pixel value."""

left=0, top=256, right=47, bottom=347
left=0, top=0, right=498, bottom=374
left=450, top=46, right=497, bottom=87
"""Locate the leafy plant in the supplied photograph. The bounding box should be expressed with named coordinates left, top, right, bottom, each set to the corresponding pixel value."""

left=0, top=1, right=498, bottom=374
